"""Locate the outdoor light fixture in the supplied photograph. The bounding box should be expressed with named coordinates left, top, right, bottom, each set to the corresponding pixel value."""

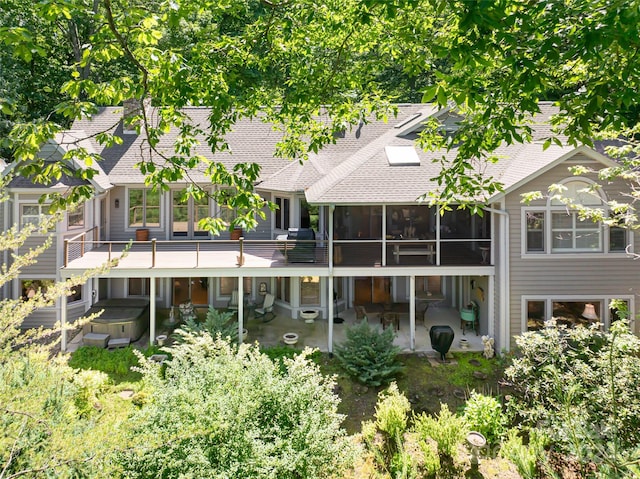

left=115, top=198, right=120, bottom=208
left=582, top=303, right=598, bottom=320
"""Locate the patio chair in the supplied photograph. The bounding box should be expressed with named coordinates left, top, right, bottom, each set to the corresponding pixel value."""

left=355, top=305, right=368, bottom=322
left=255, top=293, right=276, bottom=322
left=227, top=290, right=239, bottom=311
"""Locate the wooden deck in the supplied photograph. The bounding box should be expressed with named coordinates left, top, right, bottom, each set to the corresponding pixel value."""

left=63, top=237, right=492, bottom=273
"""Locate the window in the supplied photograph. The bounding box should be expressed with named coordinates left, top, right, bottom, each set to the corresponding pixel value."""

left=21, top=279, right=54, bottom=301
left=551, top=212, right=601, bottom=252
left=68, top=204, right=84, bottom=229
left=275, top=197, right=290, bottom=230
left=220, top=277, right=252, bottom=296
left=129, top=278, right=160, bottom=296
left=524, top=179, right=628, bottom=254
left=20, top=204, right=51, bottom=229
left=526, top=299, right=602, bottom=330
left=128, top=189, right=160, bottom=228
left=300, top=276, right=320, bottom=305
left=525, top=212, right=545, bottom=252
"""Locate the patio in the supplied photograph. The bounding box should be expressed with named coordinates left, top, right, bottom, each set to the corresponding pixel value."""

left=68, top=304, right=485, bottom=354
left=244, top=305, right=485, bottom=353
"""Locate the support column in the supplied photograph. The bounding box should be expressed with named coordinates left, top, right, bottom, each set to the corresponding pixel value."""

left=238, top=277, right=244, bottom=343
left=409, top=275, right=416, bottom=351
left=149, top=277, right=156, bottom=346
left=61, top=297, right=67, bottom=352
left=328, top=276, right=334, bottom=353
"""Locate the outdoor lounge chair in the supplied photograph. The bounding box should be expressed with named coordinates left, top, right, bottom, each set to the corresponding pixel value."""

left=255, top=293, right=276, bottom=322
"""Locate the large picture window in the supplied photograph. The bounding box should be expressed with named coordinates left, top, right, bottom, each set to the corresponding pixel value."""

left=525, top=297, right=632, bottom=331
left=128, top=189, right=160, bottom=228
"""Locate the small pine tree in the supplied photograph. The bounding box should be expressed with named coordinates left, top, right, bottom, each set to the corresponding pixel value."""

left=334, top=320, right=403, bottom=386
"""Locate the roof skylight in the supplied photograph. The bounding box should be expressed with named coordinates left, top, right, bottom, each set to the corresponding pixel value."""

left=385, top=146, right=421, bottom=166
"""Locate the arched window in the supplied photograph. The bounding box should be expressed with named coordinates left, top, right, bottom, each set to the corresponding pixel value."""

left=524, top=178, right=627, bottom=254
left=548, top=180, right=604, bottom=252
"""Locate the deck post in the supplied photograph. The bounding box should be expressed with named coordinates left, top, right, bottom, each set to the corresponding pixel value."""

left=64, top=239, right=69, bottom=267
left=328, top=277, right=334, bottom=353
left=409, top=275, right=416, bottom=351
left=238, top=276, right=244, bottom=343
left=151, top=238, right=156, bottom=267
left=61, top=296, right=67, bottom=352
left=237, top=237, right=244, bottom=266
left=149, top=277, right=156, bottom=347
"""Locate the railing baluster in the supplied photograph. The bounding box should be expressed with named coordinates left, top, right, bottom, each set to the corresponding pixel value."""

left=152, top=238, right=156, bottom=268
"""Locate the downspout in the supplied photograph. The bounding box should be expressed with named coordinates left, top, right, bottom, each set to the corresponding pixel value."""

left=484, top=205, right=510, bottom=352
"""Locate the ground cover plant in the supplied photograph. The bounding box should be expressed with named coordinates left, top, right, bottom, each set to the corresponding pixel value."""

left=68, top=344, right=163, bottom=383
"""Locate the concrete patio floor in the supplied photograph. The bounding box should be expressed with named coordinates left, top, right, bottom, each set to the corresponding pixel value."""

left=68, top=305, right=486, bottom=355
left=244, top=305, right=485, bottom=353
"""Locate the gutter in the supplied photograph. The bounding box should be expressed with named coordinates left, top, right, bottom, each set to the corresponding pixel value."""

left=484, top=205, right=510, bottom=352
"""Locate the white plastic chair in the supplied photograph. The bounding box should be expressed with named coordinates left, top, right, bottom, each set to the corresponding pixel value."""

left=255, top=293, right=275, bottom=322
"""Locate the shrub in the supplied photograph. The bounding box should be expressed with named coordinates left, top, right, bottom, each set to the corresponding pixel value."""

left=176, top=307, right=237, bottom=342
left=499, top=429, right=547, bottom=479
left=414, top=403, right=468, bottom=460
left=462, top=391, right=507, bottom=446
left=361, top=383, right=423, bottom=479
left=505, top=319, right=640, bottom=472
left=119, top=337, right=355, bottom=479
left=334, top=320, right=403, bottom=386
left=72, top=369, right=110, bottom=417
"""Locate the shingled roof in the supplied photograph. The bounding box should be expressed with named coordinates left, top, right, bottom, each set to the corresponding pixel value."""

left=24, top=101, right=612, bottom=204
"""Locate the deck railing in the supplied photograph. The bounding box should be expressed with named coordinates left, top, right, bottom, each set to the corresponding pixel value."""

left=63, top=234, right=492, bottom=269
left=63, top=236, right=328, bottom=268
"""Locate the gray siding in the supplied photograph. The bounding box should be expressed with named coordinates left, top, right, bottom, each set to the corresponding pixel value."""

left=109, top=186, right=136, bottom=241
left=505, top=155, right=640, bottom=346
left=18, top=236, right=58, bottom=275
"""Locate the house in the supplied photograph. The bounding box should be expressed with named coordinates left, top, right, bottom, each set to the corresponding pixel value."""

left=2, top=102, right=637, bottom=352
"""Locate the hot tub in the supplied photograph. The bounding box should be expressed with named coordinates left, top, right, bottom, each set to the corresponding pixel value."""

left=82, top=299, right=150, bottom=341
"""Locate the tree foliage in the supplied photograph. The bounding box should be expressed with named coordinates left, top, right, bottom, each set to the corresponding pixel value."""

left=120, top=336, right=354, bottom=479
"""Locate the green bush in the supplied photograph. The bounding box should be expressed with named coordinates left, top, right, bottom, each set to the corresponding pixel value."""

left=361, top=383, right=426, bottom=479
left=499, top=429, right=547, bottom=479
left=334, top=320, right=403, bottom=386
left=505, top=319, right=640, bottom=473
left=462, top=391, right=506, bottom=446
left=72, top=369, right=110, bottom=417
left=119, top=336, right=355, bottom=479
left=414, top=403, right=468, bottom=460
left=176, top=307, right=238, bottom=342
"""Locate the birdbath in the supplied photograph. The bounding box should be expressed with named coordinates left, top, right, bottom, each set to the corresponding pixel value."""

left=466, top=431, right=487, bottom=467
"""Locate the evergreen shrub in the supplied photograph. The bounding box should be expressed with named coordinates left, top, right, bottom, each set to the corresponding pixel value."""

left=334, top=320, right=403, bottom=386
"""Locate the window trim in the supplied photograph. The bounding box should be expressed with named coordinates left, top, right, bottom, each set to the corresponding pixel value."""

left=521, top=295, right=635, bottom=332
